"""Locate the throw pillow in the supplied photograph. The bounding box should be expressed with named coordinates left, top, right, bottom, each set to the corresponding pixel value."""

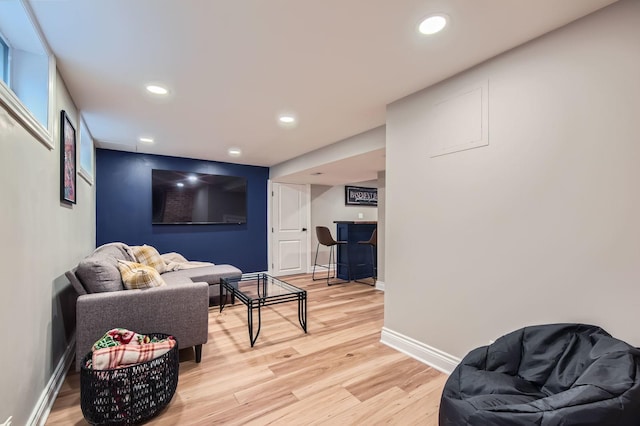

left=117, top=260, right=166, bottom=290
left=130, top=244, right=166, bottom=274
left=76, top=255, right=125, bottom=293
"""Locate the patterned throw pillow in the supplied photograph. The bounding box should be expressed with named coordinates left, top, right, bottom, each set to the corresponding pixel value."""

left=130, top=244, right=166, bottom=274
left=117, top=260, right=166, bottom=290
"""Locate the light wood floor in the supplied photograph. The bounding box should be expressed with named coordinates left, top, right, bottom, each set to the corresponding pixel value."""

left=46, top=274, right=447, bottom=425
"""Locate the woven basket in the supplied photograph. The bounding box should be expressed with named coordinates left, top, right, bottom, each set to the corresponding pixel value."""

left=80, top=334, right=179, bottom=425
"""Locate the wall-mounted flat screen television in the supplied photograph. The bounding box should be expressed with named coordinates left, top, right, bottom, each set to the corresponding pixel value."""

left=152, top=169, right=247, bottom=224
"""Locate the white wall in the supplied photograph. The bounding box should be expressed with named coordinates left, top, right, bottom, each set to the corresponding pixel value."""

left=385, top=0, right=640, bottom=362
left=311, top=181, right=378, bottom=265
left=0, top=72, right=95, bottom=424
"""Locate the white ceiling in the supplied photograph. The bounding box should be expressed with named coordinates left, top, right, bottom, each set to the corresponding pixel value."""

left=276, top=148, right=387, bottom=186
left=28, top=0, right=616, bottom=184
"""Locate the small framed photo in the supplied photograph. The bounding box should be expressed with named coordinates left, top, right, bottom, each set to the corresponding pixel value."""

left=345, top=185, right=377, bottom=206
left=60, top=110, right=76, bottom=204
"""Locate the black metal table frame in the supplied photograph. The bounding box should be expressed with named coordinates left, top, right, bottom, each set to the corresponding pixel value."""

left=220, top=273, right=307, bottom=347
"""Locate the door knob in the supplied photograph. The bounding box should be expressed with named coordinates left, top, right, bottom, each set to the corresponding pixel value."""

left=302, top=228, right=307, bottom=231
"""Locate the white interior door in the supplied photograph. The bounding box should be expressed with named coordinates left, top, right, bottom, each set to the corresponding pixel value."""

left=271, top=183, right=310, bottom=276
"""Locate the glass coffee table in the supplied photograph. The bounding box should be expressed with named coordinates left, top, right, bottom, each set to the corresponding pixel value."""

left=220, top=273, right=307, bottom=347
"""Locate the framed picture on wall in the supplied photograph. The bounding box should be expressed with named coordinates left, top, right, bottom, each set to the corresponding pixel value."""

left=60, top=110, right=76, bottom=204
left=345, top=185, right=377, bottom=206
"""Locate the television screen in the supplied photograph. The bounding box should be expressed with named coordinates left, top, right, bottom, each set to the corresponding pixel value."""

left=152, top=169, right=247, bottom=224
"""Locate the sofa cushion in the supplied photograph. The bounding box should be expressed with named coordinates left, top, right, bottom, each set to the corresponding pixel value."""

left=187, top=264, right=242, bottom=284
left=162, top=264, right=242, bottom=286
left=117, top=260, right=166, bottom=290
left=161, top=265, right=242, bottom=303
left=131, top=244, right=166, bottom=274
left=76, top=255, right=124, bottom=293
left=160, top=272, right=193, bottom=286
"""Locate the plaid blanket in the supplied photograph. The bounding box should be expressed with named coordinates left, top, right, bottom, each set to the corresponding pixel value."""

left=88, top=328, right=176, bottom=370
left=92, top=328, right=150, bottom=351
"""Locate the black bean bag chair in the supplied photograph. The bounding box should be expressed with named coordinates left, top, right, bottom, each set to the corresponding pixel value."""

left=439, top=323, right=640, bottom=426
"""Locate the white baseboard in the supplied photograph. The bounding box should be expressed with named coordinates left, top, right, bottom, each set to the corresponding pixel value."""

left=28, top=336, right=75, bottom=426
left=309, top=264, right=339, bottom=277
left=380, top=327, right=460, bottom=375
left=375, top=280, right=385, bottom=291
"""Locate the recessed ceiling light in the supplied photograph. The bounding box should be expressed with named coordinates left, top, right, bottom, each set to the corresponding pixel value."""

left=176, top=182, right=184, bottom=188
left=145, top=84, right=169, bottom=95
left=279, top=115, right=296, bottom=124
left=187, top=175, right=198, bottom=182
left=228, top=147, right=242, bottom=157
left=139, top=137, right=154, bottom=143
left=418, top=14, right=448, bottom=35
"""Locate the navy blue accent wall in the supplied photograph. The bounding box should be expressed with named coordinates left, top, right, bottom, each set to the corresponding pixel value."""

left=96, top=149, right=269, bottom=272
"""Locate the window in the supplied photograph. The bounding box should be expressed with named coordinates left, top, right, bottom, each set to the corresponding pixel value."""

left=0, top=36, right=8, bottom=84
left=79, top=115, right=95, bottom=185
left=0, top=0, right=56, bottom=148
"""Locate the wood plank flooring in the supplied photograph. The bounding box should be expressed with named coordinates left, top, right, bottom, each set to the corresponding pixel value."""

left=46, top=274, right=447, bottom=425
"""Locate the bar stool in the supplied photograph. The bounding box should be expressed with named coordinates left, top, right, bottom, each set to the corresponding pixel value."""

left=355, top=228, right=377, bottom=286
left=312, top=226, right=351, bottom=286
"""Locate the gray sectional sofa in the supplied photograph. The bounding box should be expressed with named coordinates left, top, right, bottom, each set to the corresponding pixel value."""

left=67, top=243, right=242, bottom=371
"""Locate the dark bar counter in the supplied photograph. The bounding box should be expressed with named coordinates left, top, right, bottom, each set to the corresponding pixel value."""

left=333, top=221, right=377, bottom=280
